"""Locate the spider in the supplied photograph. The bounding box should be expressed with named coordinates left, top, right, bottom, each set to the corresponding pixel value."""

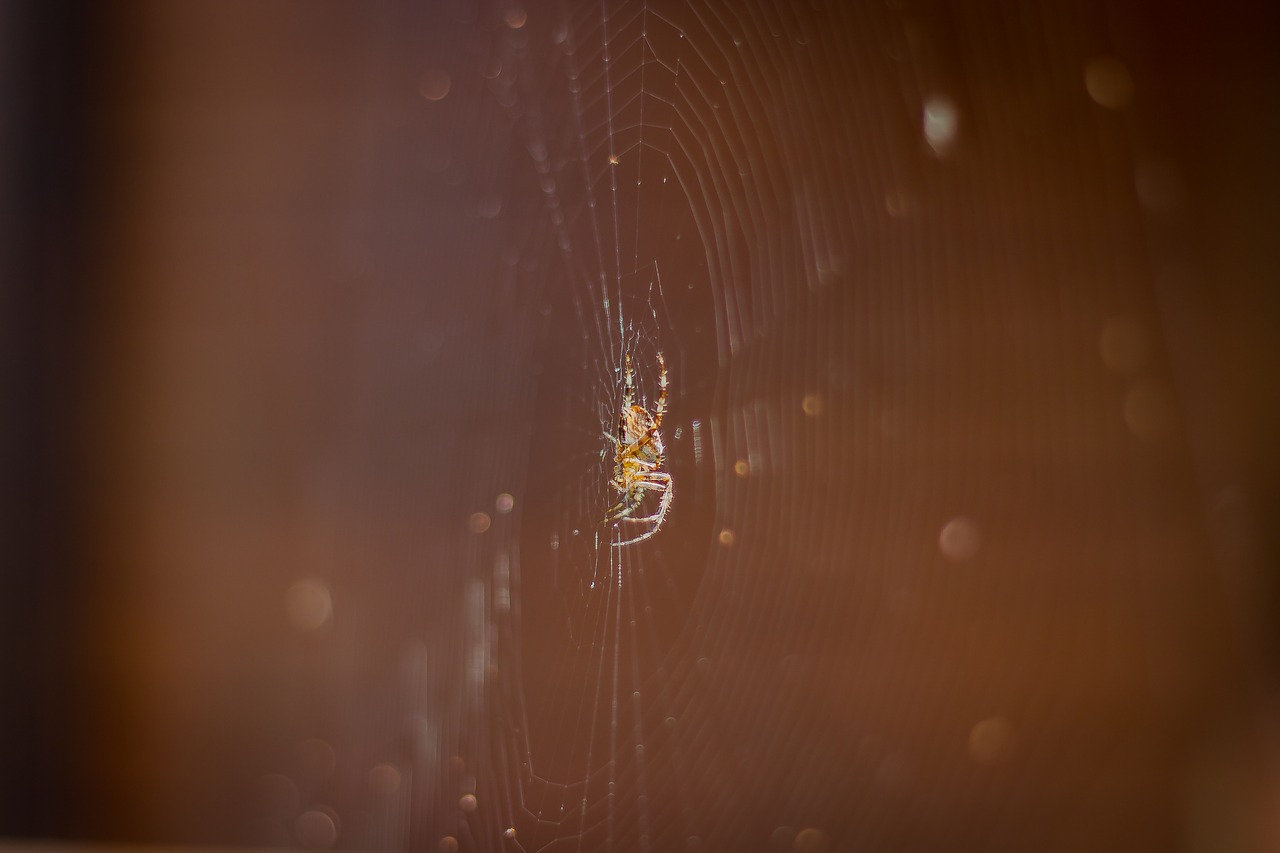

left=602, top=351, right=673, bottom=547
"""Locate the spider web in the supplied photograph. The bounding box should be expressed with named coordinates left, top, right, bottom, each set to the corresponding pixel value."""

left=432, top=2, right=912, bottom=850
left=257, top=2, right=1235, bottom=852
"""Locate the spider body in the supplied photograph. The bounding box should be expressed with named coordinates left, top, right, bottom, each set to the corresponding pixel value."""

left=603, top=351, right=673, bottom=546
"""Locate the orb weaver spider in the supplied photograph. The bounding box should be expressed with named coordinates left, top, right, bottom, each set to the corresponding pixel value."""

left=603, top=351, right=673, bottom=547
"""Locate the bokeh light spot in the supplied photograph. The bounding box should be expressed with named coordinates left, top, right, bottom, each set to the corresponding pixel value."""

left=459, top=793, right=478, bottom=812
left=285, top=578, right=332, bottom=631
left=251, top=773, right=299, bottom=820
left=297, top=738, right=336, bottom=780
left=419, top=70, right=451, bottom=101
left=294, top=808, right=339, bottom=848
left=495, top=492, right=515, bottom=513
left=368, top=763, right=401, bottom=797
left=969, top=716, right=1016, bottom=766
left=885, top=188, right=912, bottom=217
left=923, top=95, right=959, bottom=156
left=1084, top=57, right=1134, bottom=109
left=719, top=529, right=736, bottom=546
left=802, top=394, right=824, bottom=417
left=469, top=512, right=491, bottom=533
left=939, top=516, right=980, bottom=562
left=792, top=827, right=831, bottom=852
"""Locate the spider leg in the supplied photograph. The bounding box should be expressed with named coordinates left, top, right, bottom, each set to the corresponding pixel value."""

left=605, top=471, right=668, bottom=523
left=611, top=478, right=673, bottom=546
left=619, top=353, right=668, bottom=454
left=616, top=474, right=670, bottom=520
left=603, top=488, right=642, bottom=522
left=652, top=351, right=667, bottom=428
left=619, top=353, right=635, bottom=442
left=616, top=352, right=669, bottom=455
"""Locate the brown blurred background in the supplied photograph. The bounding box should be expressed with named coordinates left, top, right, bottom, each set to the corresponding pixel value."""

left=1, top=0, right=1278, bottom=851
